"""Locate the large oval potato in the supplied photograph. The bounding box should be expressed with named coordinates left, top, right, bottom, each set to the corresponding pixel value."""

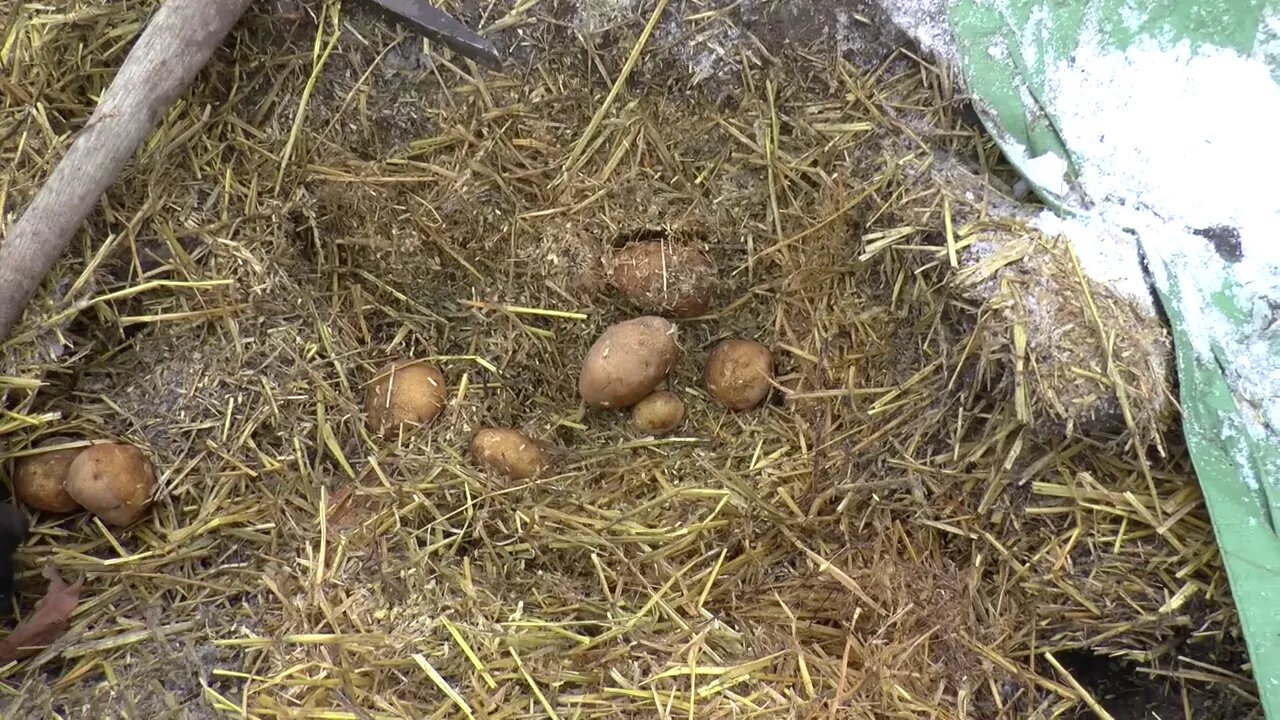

left=704, top=338, right=774, bottom=411
left=579, top=316, right=680, bottom=409
left=471, top=428, right=547, bottom=480
left=13, top=443, right=83, bottom=514
left=365, top=359, right=447, bottom=438
left=608, top=240, right=716, bottom=318
left=65, top=442, right=156, bottom=526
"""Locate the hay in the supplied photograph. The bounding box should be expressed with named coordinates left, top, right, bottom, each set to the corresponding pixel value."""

left=931, top=159, right=1175, bottom=448
left=0, top=1, right=1256, bottom=718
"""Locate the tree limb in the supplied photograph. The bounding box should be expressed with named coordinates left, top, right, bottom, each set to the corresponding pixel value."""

left=0, top=0, right=253, bottom=342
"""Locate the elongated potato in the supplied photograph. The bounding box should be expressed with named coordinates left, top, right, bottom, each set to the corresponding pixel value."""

left=14, top=445, right=83, bottom=514
left=608, top=240, right=716, bottom=317
left=579, top=316, right=680, bottom=409
left=471, top=428, right=547, bottom=480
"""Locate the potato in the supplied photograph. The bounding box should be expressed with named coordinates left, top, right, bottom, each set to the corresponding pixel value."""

left=65, top=443, right=156, bottom=526
left=608, top=241, right=716, bottom=317
left=631, top=391, right=685, bottom=435
left=13, top=443, right=83, bottom=514
left=471, top=428, right=547, bottom=480
left=579, top=316, right=680, bottom=409
left=704, top=338, right=774, bottom=411
left=365, top=359, right=447, bottom=438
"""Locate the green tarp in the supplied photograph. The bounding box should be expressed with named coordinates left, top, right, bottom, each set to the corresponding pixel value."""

left=943, top=1, right=1280, bottom=715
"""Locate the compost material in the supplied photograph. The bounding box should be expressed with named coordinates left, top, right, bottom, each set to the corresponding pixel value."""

left=0, top=0, right=1255, bottom=717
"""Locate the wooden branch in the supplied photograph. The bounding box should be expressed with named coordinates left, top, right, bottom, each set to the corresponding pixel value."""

left=0, top=0, right=253, bottom=343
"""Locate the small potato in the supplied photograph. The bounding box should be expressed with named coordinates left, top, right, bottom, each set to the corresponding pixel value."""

left=65, top=443, right=156, bottom=526
left=608, top=241, right=716, bottom=318
left=365, top=359, right=447, bottom=438
left=13, top=443, right=83, bottom=514
left=631, top=391, right=685, bottom=435
left=704, top=338, right=774, bottom=411
left=471, top=428, right=547, bottom=480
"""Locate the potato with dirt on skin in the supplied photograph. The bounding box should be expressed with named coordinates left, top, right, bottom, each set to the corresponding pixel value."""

left=65, top=442, right=156, bottom=526
left=471, top=428, right=547, bottom=480
left=608, top=240, right=717, bottom=318
left=631, top=391, right=686, bottom=435
left=364, top=359, right=447, bottom=437
left=13, top=441, right=84, bottom=514
left=579, top=316, right=680, bottom=409
left=704, top=338, right=774, bottom=411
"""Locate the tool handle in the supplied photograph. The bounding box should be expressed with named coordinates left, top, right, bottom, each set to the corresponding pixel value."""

left=0, top=0, right=253, bottom=343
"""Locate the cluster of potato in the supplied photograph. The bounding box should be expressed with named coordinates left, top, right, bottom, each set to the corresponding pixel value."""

left=580, top=237, right=775, bottom=430
left=364, top=358, right=548, bottom=481
left=362, top=236, right=773, bottom=484
left=10, top=238, right=768, bottom=525
left=13, top=439, right=157, bottom=526
left=606, top=239, right=774, bottom=408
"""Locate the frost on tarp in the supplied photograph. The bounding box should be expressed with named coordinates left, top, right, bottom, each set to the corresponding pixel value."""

left=1009, top=21, right=1280, bottom=530
left=871, top=0, right=1178, bottom=445
left=1041, top=35, right=1280, bottom=444
left=1261, top=6, right=1280, bottom=82
left=937, top=0, right=1280, bottom=714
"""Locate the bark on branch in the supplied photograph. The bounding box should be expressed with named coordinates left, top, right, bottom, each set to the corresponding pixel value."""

left=0, top=0, right=253, bottom=342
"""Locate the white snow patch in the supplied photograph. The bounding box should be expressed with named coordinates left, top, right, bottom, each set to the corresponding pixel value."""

left=1118, top=2, right=1146, bottom=32
left=1021, top=3, right=1051, bottom=68
left=1021, top=151, right=1068, bottom=198
left=1029, top=211, right=1154, bottom=313
left=1032, top=31, right=1280, bottom=488
left=879, top=0, right=959, bottom=68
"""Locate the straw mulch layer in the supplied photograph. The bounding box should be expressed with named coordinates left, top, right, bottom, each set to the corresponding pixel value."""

left=0, top=1, right=1256, bottom=718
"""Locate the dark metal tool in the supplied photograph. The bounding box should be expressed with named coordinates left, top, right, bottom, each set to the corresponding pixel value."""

left=354, top=0, right=503, bottom=67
